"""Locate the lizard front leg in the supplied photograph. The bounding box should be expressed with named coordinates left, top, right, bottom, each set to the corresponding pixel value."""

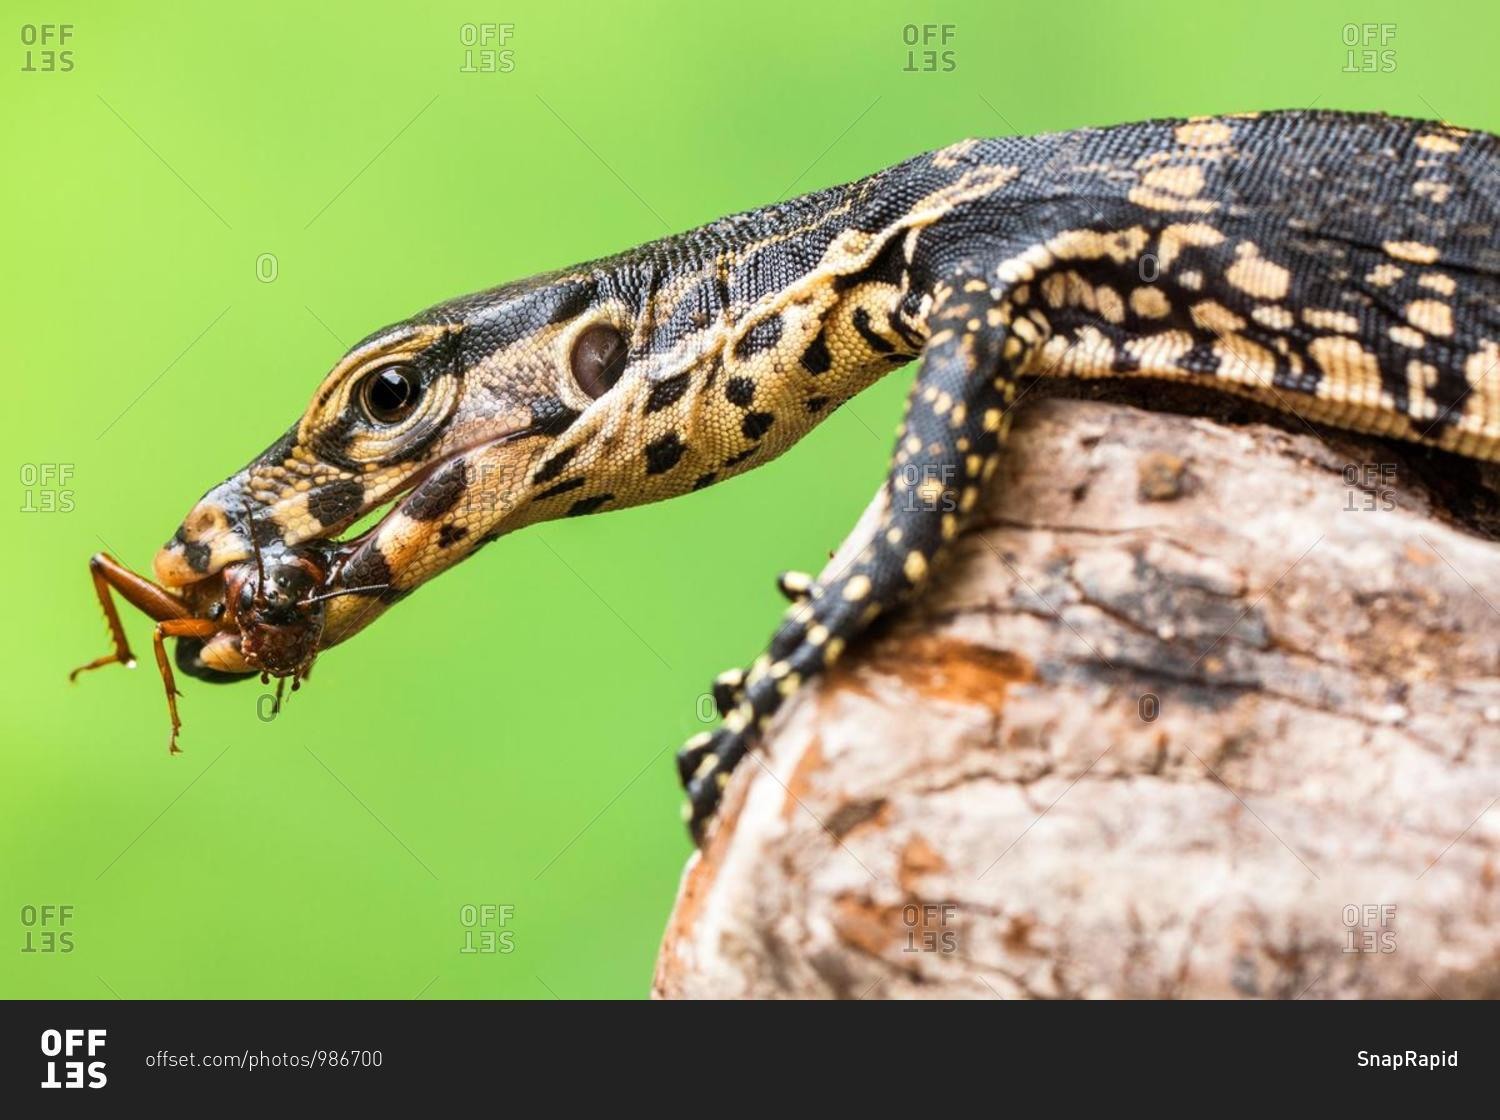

left=678, top=271, right=1029, bottom=840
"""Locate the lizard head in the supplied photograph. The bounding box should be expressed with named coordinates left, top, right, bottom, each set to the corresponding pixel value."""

left=155, top=204, right=890, bottom=599
left=157, top=314, right=470, bottom=585
left=152, top=267, right=656, bottom=587
left=152, top=254, right=771, bottom=591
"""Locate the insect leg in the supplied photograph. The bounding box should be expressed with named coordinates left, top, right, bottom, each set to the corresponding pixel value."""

left=70, top=553, right=191, bottom=680
left=151, top=618, right=219, bottom=753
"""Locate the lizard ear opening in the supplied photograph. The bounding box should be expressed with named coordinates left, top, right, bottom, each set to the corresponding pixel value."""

left=569, top=323, right=628, bottom=398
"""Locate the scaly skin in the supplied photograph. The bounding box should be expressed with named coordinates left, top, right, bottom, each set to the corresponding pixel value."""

left=152, top=110, right=1500, bottom=838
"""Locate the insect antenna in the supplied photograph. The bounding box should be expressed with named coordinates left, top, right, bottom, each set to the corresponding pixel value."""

left=241, top=499, right=268, bottom=609
left=300, top=584, right=391, bottom=606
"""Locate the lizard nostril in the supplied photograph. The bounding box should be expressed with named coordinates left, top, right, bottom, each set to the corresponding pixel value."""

left=185, top=504, right=223, bottom=535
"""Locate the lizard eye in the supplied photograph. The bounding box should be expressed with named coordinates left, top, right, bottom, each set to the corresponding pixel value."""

left=360, top=365, right=421, bottom=424
left=570, top=324, right=628, bottom=399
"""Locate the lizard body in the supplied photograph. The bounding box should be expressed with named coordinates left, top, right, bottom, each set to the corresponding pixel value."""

left=151, top=110, right=1500, bottom=835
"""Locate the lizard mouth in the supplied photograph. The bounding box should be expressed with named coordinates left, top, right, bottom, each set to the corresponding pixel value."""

left=325, top=424, right=544, bottom=551
left=154, top=425, right=543, bottom=588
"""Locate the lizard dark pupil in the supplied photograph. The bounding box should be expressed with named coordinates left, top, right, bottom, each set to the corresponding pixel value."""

left=363, top=367, right=419, bottom=423
left=570, top=324, right=628, bottom=399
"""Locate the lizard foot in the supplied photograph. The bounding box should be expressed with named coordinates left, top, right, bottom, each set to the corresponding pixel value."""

left=676, top=723, right=758, bottom=843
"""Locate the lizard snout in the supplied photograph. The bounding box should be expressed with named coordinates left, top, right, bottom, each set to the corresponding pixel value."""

left=154, top=492, right=252, bottom=587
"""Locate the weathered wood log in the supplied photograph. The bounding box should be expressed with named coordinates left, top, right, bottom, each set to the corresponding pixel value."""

left=654, top=396, right=1500, bottom=999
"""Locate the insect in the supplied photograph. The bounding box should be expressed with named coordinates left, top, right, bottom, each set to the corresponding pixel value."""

left=69, top=529, right=363, bottom=750
left=96, top=111, right=1498, bottom=839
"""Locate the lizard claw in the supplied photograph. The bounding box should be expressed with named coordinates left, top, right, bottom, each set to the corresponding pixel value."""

left=679, top=725, right=755, bottom=843
left=776, top=570, right=814, bottom=603
left=676, top=731, right=714, bottom=786
left=710, top=668, right=746, bottom=716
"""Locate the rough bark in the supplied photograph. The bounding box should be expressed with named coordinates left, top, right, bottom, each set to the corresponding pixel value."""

left=654, top=397, right=1500, bottom=1000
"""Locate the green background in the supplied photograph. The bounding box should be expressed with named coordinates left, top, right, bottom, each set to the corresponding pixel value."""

left=2, top=0, right=1494, bottom=999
